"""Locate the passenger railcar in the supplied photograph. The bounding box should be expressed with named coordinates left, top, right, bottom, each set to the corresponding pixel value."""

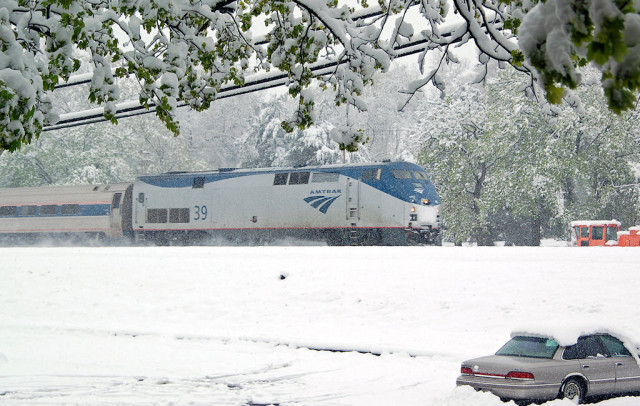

left=0, top=183, right=132, bottom=243
left=132, top=161, right=441, bottom=245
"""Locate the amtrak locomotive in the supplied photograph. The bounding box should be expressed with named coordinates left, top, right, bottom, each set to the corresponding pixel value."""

left=0, top=161, right=441, bottom=245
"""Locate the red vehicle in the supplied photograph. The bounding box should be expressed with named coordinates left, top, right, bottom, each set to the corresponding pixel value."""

left=571, top=220, right=640, bottom=246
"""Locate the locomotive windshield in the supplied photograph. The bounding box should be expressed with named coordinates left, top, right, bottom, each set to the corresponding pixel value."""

left=371, top=163, right=440, bottom=206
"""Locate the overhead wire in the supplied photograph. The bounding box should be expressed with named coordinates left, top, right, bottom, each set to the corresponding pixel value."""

left=44, top=3, right=464, bottom=132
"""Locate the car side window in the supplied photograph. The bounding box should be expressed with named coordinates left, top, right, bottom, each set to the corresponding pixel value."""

left=563, top=345, right=578, bottom=360
left=576, top=336, right=609, bottom=359
left=600, top=335, right=632, bottom=357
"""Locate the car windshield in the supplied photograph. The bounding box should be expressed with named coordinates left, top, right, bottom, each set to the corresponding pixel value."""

left=496, top=336, right=559, bottom=359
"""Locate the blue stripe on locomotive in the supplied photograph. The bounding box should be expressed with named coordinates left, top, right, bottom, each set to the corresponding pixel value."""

left=138, top=161, right=440, bottom=205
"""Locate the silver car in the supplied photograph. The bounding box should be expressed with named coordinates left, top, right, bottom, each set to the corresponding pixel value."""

left=456, top=332, right=640, bottom=404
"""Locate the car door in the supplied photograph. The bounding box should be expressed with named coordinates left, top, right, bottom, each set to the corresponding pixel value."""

left=575, top=335, right=616, bottom=395
left=599, top=334, right=640, bottom=394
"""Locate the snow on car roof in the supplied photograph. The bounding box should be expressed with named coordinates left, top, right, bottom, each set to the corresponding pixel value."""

left=510, top=323, right=639, bottom=347
left=510, top=324, right=640, bottom=366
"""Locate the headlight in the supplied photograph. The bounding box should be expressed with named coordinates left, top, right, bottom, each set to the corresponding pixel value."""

left=410, top=206, right=416, bottom=213
left=421, top=198, right=431, bottom=205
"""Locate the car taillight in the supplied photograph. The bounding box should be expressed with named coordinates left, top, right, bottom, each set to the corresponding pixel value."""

left=506, top=371, right=534, bottom=380
left=461, top=366, right=473, bottom=375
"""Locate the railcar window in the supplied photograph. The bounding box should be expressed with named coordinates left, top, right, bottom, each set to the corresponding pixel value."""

left=581, top=227, right=589, bottom=238
left=273, top=173, right=288, bottom=185
left=289, top=172, right=310, bottom=185
left=362, top=169, right=382, bottom=180
left=606, top=226, right=619, bottom=241
left=391, top=170, right=412, bottom=179
left=0, top=206, right=17, bottom=216
left=169, top=208, right=190, bottom=223
left=20, top=205, right=37, bottom=216
left=413, top=171, right=429, bottom=180
left=112, top=193, right=122, bottom=209
left=40, top=205, right=58, bottom=216
left=193, top=177, right=205, bottom=188
left=311, top=172, right=340, bottom=183
left=61, top=204, right=79, bottom=215
left=592, top=226, right=604, bottom=240
left=147, top=208, right=168, bottom=223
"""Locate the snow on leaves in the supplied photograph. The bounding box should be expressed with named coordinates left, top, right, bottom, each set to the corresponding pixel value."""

left=518, top=0, right=640, bottom=113
left=0, top=0, right=639, bottom=154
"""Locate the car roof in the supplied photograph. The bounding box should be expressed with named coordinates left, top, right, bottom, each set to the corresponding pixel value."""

left=510, top=326, right=637, bottom=347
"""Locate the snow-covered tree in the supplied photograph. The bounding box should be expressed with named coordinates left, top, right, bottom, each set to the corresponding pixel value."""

left=419, top=69, right=554, bottom=245
left=420, top=67, right=640, bottom=245
left=0, top=105, right=206, bottom=187
left=240, top=94, right=341, bottom=167
left=546, top=75, right=640, bottom=230
left=517, top=0, right=640, bottom=113
left=177, top=94, right=262, bottom=168
left=3, top=0, right=638, bottom=154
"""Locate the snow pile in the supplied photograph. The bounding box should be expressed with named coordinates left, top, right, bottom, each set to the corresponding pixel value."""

left=1, top=246, right=639, bottom=405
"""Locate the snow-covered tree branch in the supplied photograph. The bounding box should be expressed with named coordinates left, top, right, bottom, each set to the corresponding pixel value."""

left=1, top=0, right=638, bottom=153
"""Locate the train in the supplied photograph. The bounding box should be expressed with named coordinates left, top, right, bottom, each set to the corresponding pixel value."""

left=0, top=161, right=442, bottom=246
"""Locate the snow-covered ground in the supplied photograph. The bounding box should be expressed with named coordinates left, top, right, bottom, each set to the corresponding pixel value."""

left=1, top=246, right=639, bottom=405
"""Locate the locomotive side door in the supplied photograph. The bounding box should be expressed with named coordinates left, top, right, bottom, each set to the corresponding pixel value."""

left=134, top=189, right=145, bottom=227
left=345, top=178, right=360, bottom=223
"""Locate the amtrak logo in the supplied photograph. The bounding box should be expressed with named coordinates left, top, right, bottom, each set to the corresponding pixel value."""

left=304, top=195, right=341, bottom=214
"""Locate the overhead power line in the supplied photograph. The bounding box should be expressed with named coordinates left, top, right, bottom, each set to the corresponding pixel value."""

left=45, top=19, right=458, bottom=132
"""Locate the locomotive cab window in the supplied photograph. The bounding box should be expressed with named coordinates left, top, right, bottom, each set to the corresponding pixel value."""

left=413, top=171, right=429, bottom=180
left=391, top=170, right=412, bottom=179
left=289, top=172, right=310, bottom=185
left=311, top=172, right=339, bottom=183
left=273, top=173, right=288, bottom=185
left=362, top=168, right=382, bottom=181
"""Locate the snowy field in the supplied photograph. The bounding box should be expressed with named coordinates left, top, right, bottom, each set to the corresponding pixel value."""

left=1, top=246, right=640, bottom=405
